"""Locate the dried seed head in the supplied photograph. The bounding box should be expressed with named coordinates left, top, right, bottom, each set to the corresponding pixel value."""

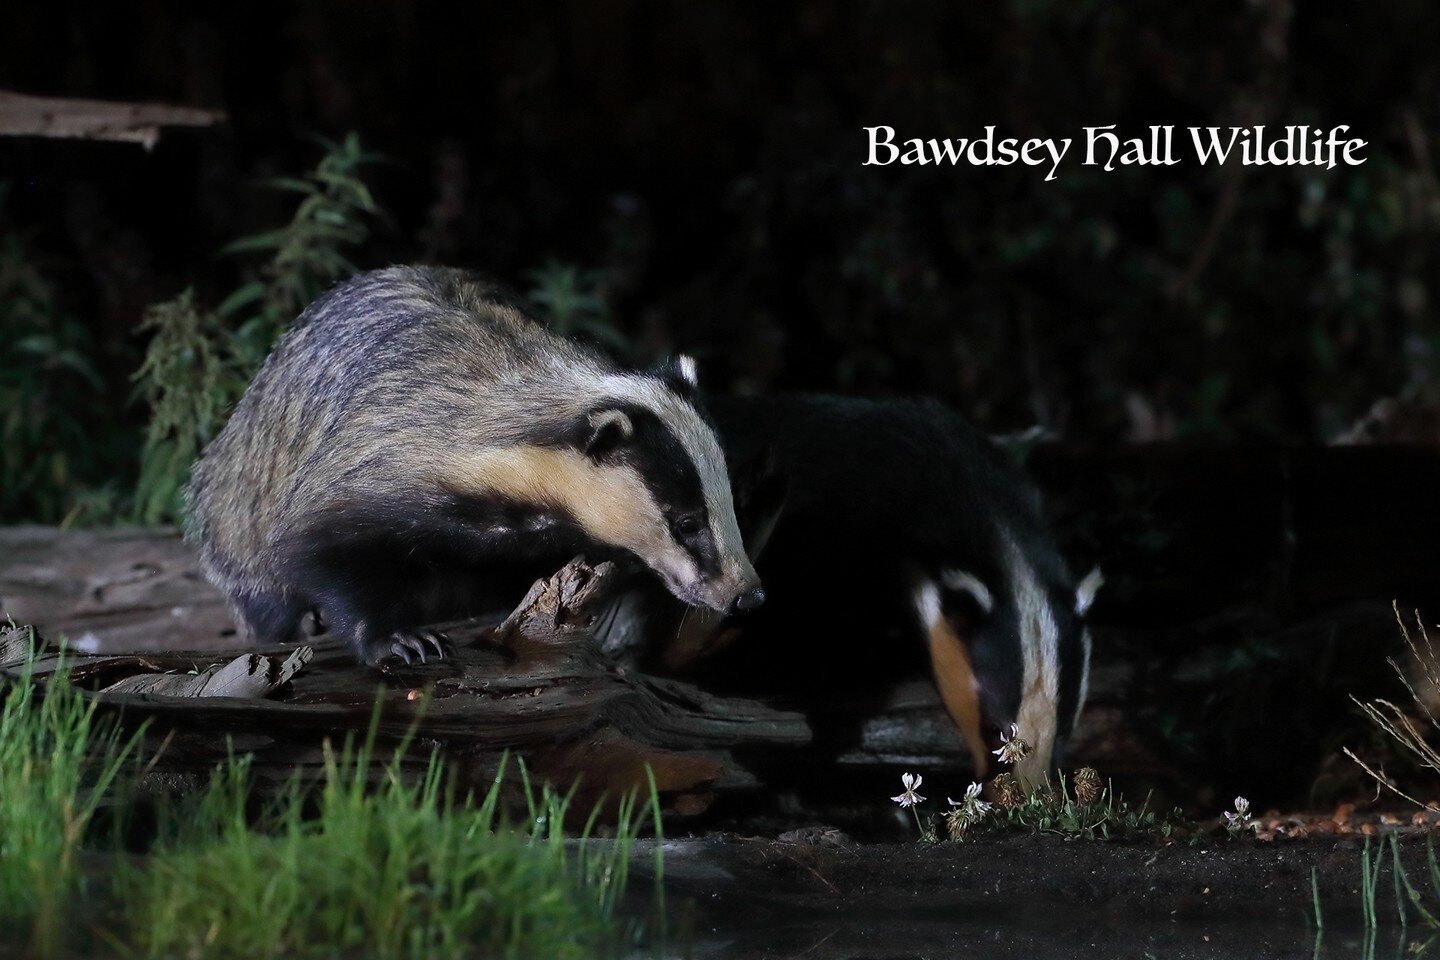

left=1073, top=767, right=1103, bottom=806
left=991, top=772, right=1025, bottom=810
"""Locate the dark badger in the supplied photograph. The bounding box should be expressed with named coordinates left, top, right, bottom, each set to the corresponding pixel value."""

left=649, top=394, right=1099, bottom=786
left=186, top=266, right=762, bottom=665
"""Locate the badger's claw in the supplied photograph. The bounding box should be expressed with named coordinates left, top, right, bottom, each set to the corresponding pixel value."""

left=381, top=629, right=451, bottom=666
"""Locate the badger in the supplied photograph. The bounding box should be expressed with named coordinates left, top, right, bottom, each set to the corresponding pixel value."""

left=185, top=265, right=763, bottom=666
left=627, top=394, right=1099, bottom=787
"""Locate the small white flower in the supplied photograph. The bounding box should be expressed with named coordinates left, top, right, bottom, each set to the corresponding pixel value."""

left=948, top=781, right=992, bottom=819
left=1223, top=795, right=1259, bottom=835
left=991, top=723, right=1030, bottom=765
left=891, top=772, right=926, bottom=808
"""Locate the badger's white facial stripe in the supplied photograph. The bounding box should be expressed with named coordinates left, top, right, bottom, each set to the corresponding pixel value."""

left=909, top=575, right=989, bottom=775
left=940, top=569, right=994, bottom=614
left=676, top=354, right=699, bottom=387
left=1076, top=566, right=1104, bottom=616
left=1005, top=536, right=1061, bottom=789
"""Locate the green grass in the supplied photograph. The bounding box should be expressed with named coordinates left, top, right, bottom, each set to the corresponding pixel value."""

left=120, top=748, right=649, bottom=960
left=0, top=632, right=657, bottom=958
left=0, top=629, right=139, bottom=953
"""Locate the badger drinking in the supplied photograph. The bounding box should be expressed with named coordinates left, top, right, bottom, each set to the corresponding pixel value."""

left=186, top=266, right=762, bottom=665
left=633, top=394, right=1098, bottom=787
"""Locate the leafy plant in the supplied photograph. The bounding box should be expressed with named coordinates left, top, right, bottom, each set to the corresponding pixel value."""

left=980, top=772, right=1191, bottom=842
left=132, top=135, right=382, bottom=524
left=0, top=183, right=124, bottom=524
left=130, top=290, right=233, bottom=524
left=220, top=133, right=384, bottom=368
left=526, top=260, right=631, bottom=355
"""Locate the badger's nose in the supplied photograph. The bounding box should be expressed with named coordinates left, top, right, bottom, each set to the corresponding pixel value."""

left=732, top=585, right=766, bottom=613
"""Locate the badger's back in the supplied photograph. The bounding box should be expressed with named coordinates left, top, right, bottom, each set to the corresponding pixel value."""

left=186, top=266, right=608, bottom=594
left=707, top=394, right=1057, bottom=581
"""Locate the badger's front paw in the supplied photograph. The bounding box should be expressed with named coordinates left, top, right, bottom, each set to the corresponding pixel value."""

left=362, top=629, right=450, bottom=666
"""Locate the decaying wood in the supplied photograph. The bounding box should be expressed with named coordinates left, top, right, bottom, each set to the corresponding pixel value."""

left=0, top=91, right=225, bottom=148
left=3, top=559, right=810, bottom=815
left=0, top=526, right=242, bottom=653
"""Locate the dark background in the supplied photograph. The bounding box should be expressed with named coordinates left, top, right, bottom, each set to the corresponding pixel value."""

left=6, top=1, right=1438, bottom=444
left=4, top=0, right=1440, bottom=811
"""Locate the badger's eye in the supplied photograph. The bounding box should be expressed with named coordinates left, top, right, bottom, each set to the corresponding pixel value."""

left=672, top=515, right=702, bottom=537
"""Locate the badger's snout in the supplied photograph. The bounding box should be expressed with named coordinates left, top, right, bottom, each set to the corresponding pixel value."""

left=731, top=584, right=766, bottom=613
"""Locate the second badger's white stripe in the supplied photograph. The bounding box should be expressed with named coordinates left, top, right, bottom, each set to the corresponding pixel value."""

left=1006, top=535, right=1060, bottom=788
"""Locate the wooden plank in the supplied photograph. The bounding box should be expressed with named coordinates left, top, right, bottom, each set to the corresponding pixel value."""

left=0, top=91, right=224, bottom=148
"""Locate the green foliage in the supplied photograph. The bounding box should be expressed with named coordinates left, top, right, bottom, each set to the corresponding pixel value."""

left=526, top=260, right=632, bottom=356
left=0, top=632, right=656, bottom=958
left=131, top=290, right=233, bottom=524
left=981, top=774, right=1191, bottom=843
left=131, top=134, right=381, bottom=524
left=123, top=750, right=647, bottom=960
left=219, top=133, right=383, bottom=369
left=0, top=184, right=123, bottom=524
left=0, top=628, right=140, bottom=954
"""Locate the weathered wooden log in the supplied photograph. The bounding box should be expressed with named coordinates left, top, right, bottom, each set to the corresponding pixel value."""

left=3, top=559, right=811, bottom=816
left=0, top=526, right=242, bottom=652
left=0, top=90, right=225, bottom=148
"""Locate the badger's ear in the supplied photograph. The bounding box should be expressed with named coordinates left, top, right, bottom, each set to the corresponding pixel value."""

left=581, top=409, right=634, bottom=460
left=1076, top=567, right=1104, bottom=616
left=940, top=569, right=995, bottom=617
left=652, top=354, right=700, bottom=395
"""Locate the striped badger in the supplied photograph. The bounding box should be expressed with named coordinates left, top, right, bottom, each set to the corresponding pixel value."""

left=641, top=394, right=1098, bottom=786
left=186, top=266, right=763, bottom=665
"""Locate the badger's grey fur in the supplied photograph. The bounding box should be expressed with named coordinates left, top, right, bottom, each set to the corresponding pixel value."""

left=186, top=265, right=760, bottom=665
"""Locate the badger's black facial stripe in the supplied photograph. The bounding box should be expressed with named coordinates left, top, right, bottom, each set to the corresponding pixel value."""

left=602, top=404, right=721, bottom=576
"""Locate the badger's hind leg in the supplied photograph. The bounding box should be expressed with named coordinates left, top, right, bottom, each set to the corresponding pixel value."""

left=233, top=588, right=310, bottom=645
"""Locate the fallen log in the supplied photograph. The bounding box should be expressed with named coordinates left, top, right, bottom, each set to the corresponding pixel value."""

left=3, top=559, right=811, bottom=816
left=0, top=90, right=225, bottom=148
left=0, top=526, right=241, bottom=653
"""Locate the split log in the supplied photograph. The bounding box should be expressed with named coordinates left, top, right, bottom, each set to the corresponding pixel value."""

left=2, top=559, right=811, bottom=816
left=0, top=91, right=225, bottom=148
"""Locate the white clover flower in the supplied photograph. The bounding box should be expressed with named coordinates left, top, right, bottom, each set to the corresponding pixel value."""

left=991, top=723, right=1030, bottom=765
left=948, top=781, right=992, bottom=820
left=891, top=772, right=926, bottom=808
left=1222, top=795, right=1259, bottom=835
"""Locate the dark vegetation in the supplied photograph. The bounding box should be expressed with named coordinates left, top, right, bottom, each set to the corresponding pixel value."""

left=3, top=3, right=1440, bottom=818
